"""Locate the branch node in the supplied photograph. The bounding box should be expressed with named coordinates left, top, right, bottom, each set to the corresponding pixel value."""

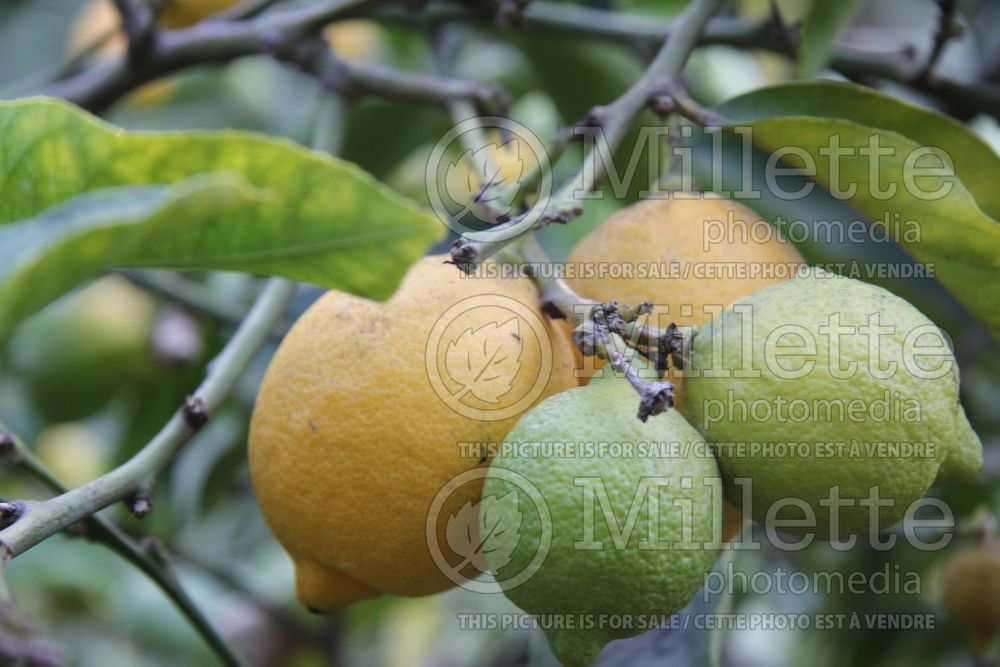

left=0, top=502, right=24, bottom=529
left=0, top=432, right=19, bottom=464
left=183, top=396, right=211, bottom=431
left=494, top=0, right=530, bottom=28
left=449, top=239, right=480, bottom=274
left=127, top=496, right=152, bottom=519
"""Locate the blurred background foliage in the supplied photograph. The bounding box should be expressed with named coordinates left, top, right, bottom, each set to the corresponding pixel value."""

left=0, top=0, right=999, bottom=665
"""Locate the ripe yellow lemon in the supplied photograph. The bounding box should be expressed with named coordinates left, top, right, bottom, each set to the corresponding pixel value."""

left=566, top=194, right=804, bottom=337
left=248, top=255, right=578, bottom=612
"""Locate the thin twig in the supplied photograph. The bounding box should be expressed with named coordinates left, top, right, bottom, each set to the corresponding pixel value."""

left=387, top=1, right=999, bottom=119
left=111, top=0, right=157, bottom=63
left=0, top=425, right=246, bottom=667
left=918, top=0, right=960, bottom=84
left=276, top=36, right=510, bottom=112
left=0, top=278, right=294, bottom=558
left=449, top=0, right=726, bottom=270
left=119, top=269, right=291, bottom=334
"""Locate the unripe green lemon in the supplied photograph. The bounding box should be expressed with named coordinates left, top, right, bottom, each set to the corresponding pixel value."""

left=7, top=276, right=156, bottom=421
left=483, top=369, right=722, bottom=667
left=683, top=268, right=982, bottom=538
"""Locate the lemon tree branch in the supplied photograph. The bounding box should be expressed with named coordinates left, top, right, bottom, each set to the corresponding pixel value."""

left=405, top=1, right=1000, bottom=118
left=0, top=427, right=246, bottom=667
left=0, top=278, right=294, bottom=559
left=37, top=0, right=383, bottom=111
left=449, top=0, right=726, bottom=271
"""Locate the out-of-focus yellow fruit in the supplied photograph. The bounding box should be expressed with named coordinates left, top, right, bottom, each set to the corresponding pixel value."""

left=323, top=20, right=387, bottom=63
left=159, top=0, right=242, bottom=29
left=941, top=543, right=1000, bottom=655
left=67, top=0, right=124, bottom=58
left=35, top=423, right=108, bottom=488
left=68, top=0, right=241, bottom=57
left=7, top=276, right=157, bottom=421
left=248, top=255, right=578, bottom=612
left=119, top=79, right=179, bottom=109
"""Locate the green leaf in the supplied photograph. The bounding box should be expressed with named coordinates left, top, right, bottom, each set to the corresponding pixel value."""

left=717, top=82, right=1000, bottom=339
left=798, top=0, right=864, bottom=78
left=0, top=97, right=443, bottom=300
left=0, top=176, right=257, bottom=338
left=718, top=81, right=1000, bottom=219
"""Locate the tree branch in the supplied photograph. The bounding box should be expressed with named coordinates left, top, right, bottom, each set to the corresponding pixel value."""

left=449, top=0, right=726, bottom=270
left=0, top=426, right=246, bottom=667
left=118, top=269, right=293, bottom=339
left=0, top=278, right=294, bottom=558
left=37, top=0, right=383, bottom=112
left=496, top=1, right=1000, bottom=118
left=274, top=36, right=510, bottom=111
left=111, top=0, right=158, bottom=63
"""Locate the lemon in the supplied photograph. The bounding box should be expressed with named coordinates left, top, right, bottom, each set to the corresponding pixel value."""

left=565, top=195, right=802, bottom=535
left=323, top=20, right=387, bottom=63
left=683, top=268, right=982, bottom=537
left=566, top=195, right=803, bottom=401
left=159, top=0, right=242, bottom=28
left=7, top=276, right=156, bottom=421
left=941, top=542, right=1000, bottom=655
left=483, top=368, right=722, bottom=667
left=248, top=255, right=578, bottom=612
left=567, top=196, right=804, bottom=330
left=35, top=422, right=109, bottom=488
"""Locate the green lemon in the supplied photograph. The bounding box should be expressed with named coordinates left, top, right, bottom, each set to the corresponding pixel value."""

left=7, top=277, right=156, bottom=421
left=482, top=370, right=722, bottom=667
left=683, top=268, right=982, bottom=538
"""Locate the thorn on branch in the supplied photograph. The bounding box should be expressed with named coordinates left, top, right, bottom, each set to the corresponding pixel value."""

left=183, top=397, right=211, bottom=431
left=580, top=105, right=610, bottom=129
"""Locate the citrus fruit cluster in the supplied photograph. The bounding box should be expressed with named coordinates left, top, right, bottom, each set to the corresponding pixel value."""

left=249, top=196, right=983, bottom=666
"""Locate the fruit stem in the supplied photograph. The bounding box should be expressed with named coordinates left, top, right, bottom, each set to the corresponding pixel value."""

left=502, top=234, right=678, bottom=421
